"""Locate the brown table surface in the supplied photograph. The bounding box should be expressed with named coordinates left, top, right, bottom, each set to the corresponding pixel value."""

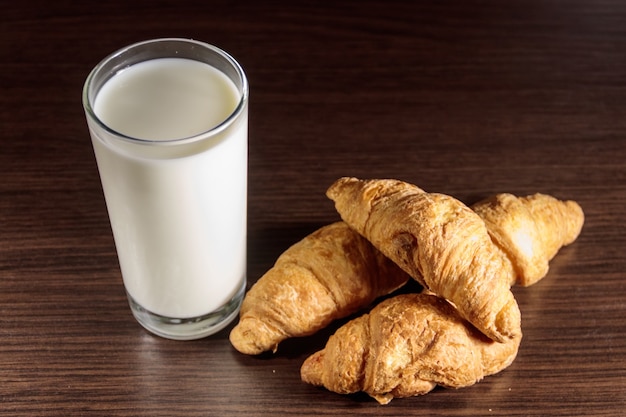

left=2, top=0, right=625, bottom=415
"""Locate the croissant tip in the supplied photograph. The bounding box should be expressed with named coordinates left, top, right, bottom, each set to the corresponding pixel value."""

left=371, top=393, right=393, bottom=405
left=492, top=298, right=522, bottom=342
left=300, top=350, right=325, bottom=385
left=229, top=320, right=270, bottom=355
left=326, top=177, right=358, bottom=196
left=566, top=200, right=585, bottom=237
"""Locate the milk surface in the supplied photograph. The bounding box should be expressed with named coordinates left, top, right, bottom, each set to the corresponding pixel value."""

left=95, top=58, right=240, bottom=141
left=91, top=58, right=247, bottom=318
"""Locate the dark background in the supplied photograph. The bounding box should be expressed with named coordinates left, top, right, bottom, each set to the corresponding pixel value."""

left=2, top=1, right=625, bottom=415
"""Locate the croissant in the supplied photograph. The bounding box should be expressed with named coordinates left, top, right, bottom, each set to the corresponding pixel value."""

left=471, top=193, right=584, bottom=287
left=301, top=292, right=521, bottom=405
left=326, top=177, right=522, bottom=343
left=229, top=222, right=410, bottom=355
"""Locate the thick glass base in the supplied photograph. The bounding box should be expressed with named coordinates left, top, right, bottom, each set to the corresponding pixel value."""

left=127, top=279, right=246, bottom=340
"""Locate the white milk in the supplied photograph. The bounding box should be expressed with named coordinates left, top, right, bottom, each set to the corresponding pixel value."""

left=90, top=58, right=247, bottom=319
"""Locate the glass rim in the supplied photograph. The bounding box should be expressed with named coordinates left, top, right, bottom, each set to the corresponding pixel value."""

left=82, top=38, right=249, bottom=146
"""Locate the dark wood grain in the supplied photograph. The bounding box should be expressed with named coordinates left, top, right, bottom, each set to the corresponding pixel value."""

left=1, top=0, right=625, bottom=415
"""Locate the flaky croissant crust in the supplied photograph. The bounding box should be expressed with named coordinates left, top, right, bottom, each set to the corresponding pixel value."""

left=302, top=177, right=584, bottom=404
left=472, top=192, right=584, bottom=286
left=229, top=222, right=410, bottom=355
left=326, top=177, right=584, bottom=343
left=327, top=177, right=521, bottom=343
left=301, top=292, right=521, bottom=405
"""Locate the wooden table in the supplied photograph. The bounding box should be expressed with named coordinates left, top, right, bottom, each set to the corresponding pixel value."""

left=2, top=1, right=625, bottom=415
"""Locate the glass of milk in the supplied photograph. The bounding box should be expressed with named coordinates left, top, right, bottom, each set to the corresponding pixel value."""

left=83, top=39, right=248, bottom=340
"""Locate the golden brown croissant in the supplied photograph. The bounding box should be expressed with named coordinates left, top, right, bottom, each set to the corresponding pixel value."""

left=326, top=177, right=521, bottom=343
left=229, top=222, right=410, bottom=355
left=301, top=292, right=521, bottom=405
left=472, top=193, right=584, bottom=287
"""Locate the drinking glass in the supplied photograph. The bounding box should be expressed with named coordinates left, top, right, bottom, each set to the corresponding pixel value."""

left=83, top=38, right=248, bottom=340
